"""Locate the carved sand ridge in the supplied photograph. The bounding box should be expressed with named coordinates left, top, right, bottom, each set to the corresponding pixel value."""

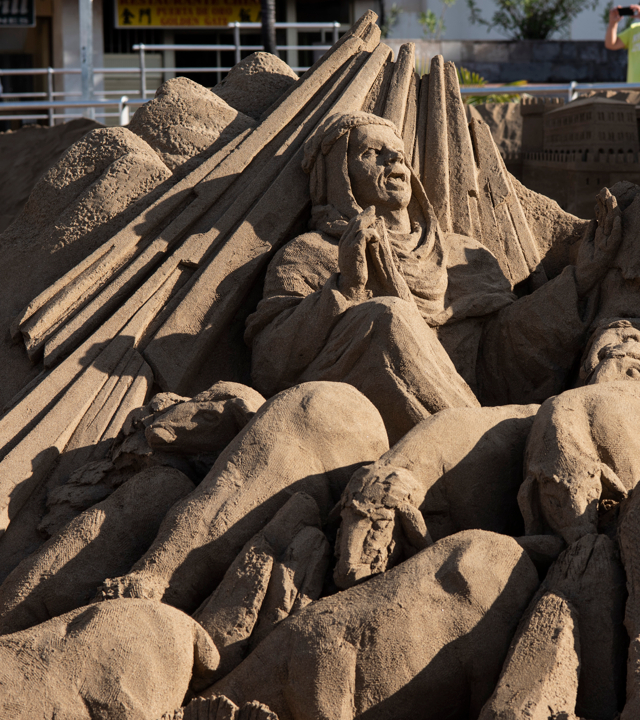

left=0, top=8, right=639, bottom=719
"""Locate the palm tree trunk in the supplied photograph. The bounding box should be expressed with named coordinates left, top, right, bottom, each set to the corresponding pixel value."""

left=260, top=0, right=277, bottom=55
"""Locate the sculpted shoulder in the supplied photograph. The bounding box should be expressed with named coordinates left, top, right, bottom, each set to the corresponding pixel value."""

left=275, top=231, right=338, bottom=266
left=264, top=231, right=339, bottom=298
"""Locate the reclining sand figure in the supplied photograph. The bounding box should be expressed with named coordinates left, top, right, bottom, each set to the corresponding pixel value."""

left=332, top=403, right=541, bottom=589
left=245, top=112, right=622, bottom=442
left=0, top=598, right=219, bottom=720
left=520, top=317, right=640, bottom=545
left=334, top=318, right=640, bottom=587
left=205, top=530, right=539, bottom=720
left=99, top=381, right=388, bottom=613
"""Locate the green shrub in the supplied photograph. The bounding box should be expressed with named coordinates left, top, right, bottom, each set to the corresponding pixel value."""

left=467, top=0, right=599, bottom=39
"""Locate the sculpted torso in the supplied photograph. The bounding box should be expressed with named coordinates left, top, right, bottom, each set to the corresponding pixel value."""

left=247, top=112, right=623, bottom=443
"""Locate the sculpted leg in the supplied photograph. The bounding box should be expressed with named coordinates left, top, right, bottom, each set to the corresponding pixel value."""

left=301, top=296, right=479, bottom=444
left=99, top=382, right=388, bottom=613
left=619, top=487, right=640, bottom=719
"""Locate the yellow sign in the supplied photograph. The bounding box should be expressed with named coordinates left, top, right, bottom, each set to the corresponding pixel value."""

left=116, top=0, right=261, bottom=28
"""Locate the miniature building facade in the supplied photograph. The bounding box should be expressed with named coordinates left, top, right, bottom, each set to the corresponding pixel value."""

left=517, top=96, right=640, bottom=217
left=543, top=97, right=639, bottom=156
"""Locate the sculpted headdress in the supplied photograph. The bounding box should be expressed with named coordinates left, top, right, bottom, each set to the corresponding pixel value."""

left=579, top=317, right=640, bottom=383
left=302, top=111, right=451, bottom=322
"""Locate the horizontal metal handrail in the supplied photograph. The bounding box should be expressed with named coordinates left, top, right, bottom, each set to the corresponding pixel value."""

left=0, top=98, right=143, bottom=110
left=132, top=44, right=236, bottom=51
left=228, top=22, right=341, bottom=28
left=459, top=80, right=640, bottom=101
left=0, top=96, right=144, bottom=124
left=0, top=19, right=344, bottom=125
left=5, top=80, right=640, bottom=126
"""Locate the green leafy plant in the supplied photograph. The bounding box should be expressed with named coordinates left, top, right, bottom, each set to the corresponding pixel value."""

left=379, top=2, right=403, bottom=38
left=415, top=56, right=431, bottom=77
left=457, top=66, right=527, bottom=104
left=467, top=0, right=599, bottom=39
left=418, top=0, right=457, bottom=40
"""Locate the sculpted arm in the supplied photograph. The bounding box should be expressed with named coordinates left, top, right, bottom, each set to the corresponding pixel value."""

left=338, top=206, right=413, bottom=303
left=477, top=189, right=622, bottom=406
left=246, top=235, right=355, bottom=396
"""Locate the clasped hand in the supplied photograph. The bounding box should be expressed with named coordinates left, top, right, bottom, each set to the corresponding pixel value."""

left=337, top=206, right=412, bottom=302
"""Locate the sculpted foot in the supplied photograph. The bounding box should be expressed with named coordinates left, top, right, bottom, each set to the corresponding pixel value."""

left=160, top=696, right=278, bottom=720
left=96, top=571, right=166, bottom=602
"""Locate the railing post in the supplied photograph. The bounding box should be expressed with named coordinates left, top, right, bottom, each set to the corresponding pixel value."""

left=139, top=44, right=147, bottom=100
left=47, top=67, right=54, bottom=126
left=332, top=21, right=340, bottom=44
left=233, top=22, right=241, bottom=65
left=119, top=95, right=130, bottom=125
left=79, top=0, right=95, bottom=119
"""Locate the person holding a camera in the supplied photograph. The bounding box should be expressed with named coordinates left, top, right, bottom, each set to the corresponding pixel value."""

left=606, top=5, right=640, bottom=81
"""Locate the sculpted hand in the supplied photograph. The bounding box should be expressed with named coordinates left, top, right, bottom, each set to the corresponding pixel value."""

left=337, top=206, right=379, bottom=300
left=338, top=206, right=413, bottom=302
left=575, top=188, right=622, bottom=297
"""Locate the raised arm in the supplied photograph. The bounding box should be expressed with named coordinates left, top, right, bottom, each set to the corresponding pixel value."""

left=606, top=6, right=630, bottom=50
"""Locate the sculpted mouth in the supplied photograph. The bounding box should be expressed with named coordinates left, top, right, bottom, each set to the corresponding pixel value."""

left=385, top=167, right=409, bottom=184
left=146, top=424, right=177, bottom=446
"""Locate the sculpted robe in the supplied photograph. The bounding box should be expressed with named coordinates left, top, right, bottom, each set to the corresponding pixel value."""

left=245, top=227, right=588, bottom=442
left=245, top=112, right=589, bottom=442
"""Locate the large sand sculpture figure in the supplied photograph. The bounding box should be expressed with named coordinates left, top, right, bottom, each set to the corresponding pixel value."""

left=3, top=9, right=640, bottom=720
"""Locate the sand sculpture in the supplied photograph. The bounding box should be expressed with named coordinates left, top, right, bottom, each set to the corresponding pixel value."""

left=3, top=8, right=640, bottom=720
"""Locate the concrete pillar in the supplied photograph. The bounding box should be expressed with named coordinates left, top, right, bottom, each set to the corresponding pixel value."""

left=52, top=0, right=103, bottom=113
left=286, top=0, right=297, bottom=72
left=163, top=30, right=175, bottom=82
left=79, top=0, right=94, bottom=116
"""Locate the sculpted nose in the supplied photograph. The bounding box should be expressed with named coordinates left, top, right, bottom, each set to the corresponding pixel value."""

left=386, top=149, right=402, bottom=164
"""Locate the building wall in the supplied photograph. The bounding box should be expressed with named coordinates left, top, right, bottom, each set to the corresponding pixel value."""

left=522, top=156, right=640, bottom=217
left=385, top=37, right=627, bottom=83
left=354, top=0, right=610, bottom=41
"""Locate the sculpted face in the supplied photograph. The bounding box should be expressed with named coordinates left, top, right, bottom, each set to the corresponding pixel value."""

left=334, top=462, right=431, bottom=589
left=347, top=125, right=412, bottom=212
left=587, top=325, right=640, bottom=384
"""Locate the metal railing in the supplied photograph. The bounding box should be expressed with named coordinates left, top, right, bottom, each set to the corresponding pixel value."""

left=3, top=22, right=640, bottom=126
left=459, top=80, right=640, bottom=102
left=0, top=96, right=143, bottom=125
left=0, top=21, right=343, bottom=125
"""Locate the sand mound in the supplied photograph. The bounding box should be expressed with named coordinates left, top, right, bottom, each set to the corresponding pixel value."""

left=581, top=89, right=640, bottom=104
left=0, top=126, right=172, bottom=407
left=466, top=102, right=522, bottom=157
left=128, top=77, right=256, bottom=171
left=212, top=51, right=299, bottom=120
left=0, top=118, right=102, bottom=234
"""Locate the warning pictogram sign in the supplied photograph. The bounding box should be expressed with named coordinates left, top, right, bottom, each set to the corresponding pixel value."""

left=0, top=0, right=35, bottom=27
left=115, top=0, right=261, bottom=28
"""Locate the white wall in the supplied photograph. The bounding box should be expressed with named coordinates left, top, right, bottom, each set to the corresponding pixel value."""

left=353, top=0, right=609, bottom=41
left=52, top=0, right=104, bottom=96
